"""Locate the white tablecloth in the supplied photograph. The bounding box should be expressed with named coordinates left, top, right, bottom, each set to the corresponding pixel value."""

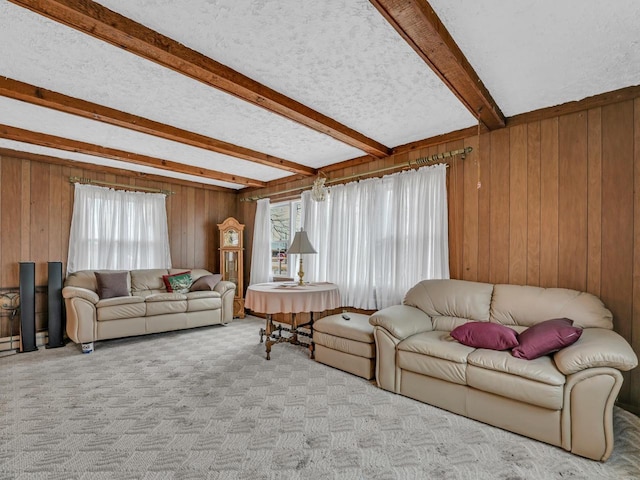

left=246, top=282, right=341, bottom=314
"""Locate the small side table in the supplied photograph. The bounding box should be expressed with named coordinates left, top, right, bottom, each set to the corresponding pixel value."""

left=245, top=282, right=341, bottom=360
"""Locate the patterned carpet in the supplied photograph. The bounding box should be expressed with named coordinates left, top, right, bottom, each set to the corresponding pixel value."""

left=1, top=316, right=639, bottom=479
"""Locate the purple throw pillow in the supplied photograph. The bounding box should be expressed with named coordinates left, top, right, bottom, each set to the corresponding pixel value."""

left=95, top=271, right=129, bottom=299
left=450, top=322, right=519, bottom=350
left=512, top=318, right=582, bottom=360
left=190, top=274, right=222, bottom=292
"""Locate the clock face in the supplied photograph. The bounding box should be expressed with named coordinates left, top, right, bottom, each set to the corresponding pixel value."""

left=223, top=229, right=239, bottom=247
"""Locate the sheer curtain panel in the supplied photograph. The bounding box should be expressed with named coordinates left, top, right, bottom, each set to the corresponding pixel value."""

left=303, top=164, right=449, bottom=309
left=67, top=184, right=172, bottom=274
left=249, top=198, right=272, bottom=284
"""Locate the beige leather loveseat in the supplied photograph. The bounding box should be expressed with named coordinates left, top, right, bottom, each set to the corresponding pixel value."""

left=370, top=279, right=638, bottom=461
left=63, top=269, right=235, bottom=352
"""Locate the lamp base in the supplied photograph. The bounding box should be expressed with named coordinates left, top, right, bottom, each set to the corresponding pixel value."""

left=297, top=257, right=305, bottom=285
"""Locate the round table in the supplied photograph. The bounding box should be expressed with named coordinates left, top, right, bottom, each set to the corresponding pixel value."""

left=246, top=282, right=341, bottom=359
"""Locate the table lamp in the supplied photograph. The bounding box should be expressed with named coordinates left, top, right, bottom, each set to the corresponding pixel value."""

left=287, top=230, right=317, bottom=285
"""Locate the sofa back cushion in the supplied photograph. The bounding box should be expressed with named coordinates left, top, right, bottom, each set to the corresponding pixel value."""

left=404, top=279, right=494, bottom=330
left=130, top=269, right=170, bottom=296
left=490, top=284, right=613, bottom=330
left=65, top=270, right=131, bottom=294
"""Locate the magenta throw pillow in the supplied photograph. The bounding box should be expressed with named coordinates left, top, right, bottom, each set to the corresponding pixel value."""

left=450, top=322, right=519, bottom=350
left=512, top=318, right=582, bottom=360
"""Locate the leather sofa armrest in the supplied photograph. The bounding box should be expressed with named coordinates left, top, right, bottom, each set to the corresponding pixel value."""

left=214, top=280, right=236, bottom=295
left=215, top=281, right=236, bottom=323
left=369, top=305, right=433, bottom=341
left=554, top=328, right=638, bottom=375
left=62, top=286, right=99, bottom=304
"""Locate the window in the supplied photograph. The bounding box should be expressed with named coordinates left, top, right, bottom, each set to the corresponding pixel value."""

left=67, top=184, right=171, bottom=273
left=270, top=200, right=301, bottom=277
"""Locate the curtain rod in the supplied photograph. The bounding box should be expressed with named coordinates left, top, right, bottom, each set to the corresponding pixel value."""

left=240, top=146, right=472, bottom=202
left=69, top=176, right=175, bottom=196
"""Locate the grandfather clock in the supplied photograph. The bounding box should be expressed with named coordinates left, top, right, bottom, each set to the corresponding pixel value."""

left=218, top=217, right=245, bottom=318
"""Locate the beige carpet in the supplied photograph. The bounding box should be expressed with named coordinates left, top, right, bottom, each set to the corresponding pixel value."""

left=1, top=316, right=639, bottom=479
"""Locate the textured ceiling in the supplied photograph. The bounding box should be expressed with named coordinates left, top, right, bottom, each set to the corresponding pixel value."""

left=429, top=0, right=640, bottom=117
left=1, top=0, right=639, bottom=190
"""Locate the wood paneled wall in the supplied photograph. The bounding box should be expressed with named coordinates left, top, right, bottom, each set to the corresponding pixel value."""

left=0, top=154, right=237, bottom=337
left=239, top=95, right=640, bottom=413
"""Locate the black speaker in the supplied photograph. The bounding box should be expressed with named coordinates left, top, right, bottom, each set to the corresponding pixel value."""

left=19, top=262, right=37, bottom=353
left=47, top=261, right=65, bottom=348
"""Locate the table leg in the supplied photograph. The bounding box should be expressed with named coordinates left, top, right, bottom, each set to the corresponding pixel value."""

left=291, top=313, right=298, bottom=344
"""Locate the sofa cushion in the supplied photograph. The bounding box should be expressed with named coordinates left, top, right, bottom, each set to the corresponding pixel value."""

left=190, top=274, right=222, bottom=291
left=468, top=349, right=566, bottom=386
left=96, top=296, right=146, bottom=321
left=490, top=284, right=613, bottom=329
left=145, top=293, right=188, bottom=316
left=95, top=271, right=130, bottom=299
left=186, top=292, right=222, bottom=312
left=512, top=318, right=582, bottom=360
left=131, top=269, right=169, bottom=294
left=467, top=350, right=565, bottom=410
left=451, top=322, right=519, bottom=350
left=397, top=331, right=476, bottom=385
left=404, top=279, right=494, bottom=323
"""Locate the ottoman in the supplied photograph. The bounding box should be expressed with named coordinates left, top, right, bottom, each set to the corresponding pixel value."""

left=313, top=313, right=375, bottom=380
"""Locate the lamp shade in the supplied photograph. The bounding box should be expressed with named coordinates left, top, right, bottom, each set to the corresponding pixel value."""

left=287, top=230, right=317, bottom=254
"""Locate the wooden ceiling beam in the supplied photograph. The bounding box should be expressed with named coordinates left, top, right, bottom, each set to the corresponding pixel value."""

left=0, top=77, right=315, bottom=177
left=370, top=0, right=505, bottom=130
left=9, top=0, right=391, bottom=158
left=0, top=124, right=266, bottom=187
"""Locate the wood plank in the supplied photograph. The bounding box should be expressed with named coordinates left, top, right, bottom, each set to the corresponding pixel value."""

left=632, top=97, right=640, bottom=415
left=539, top=118, right=559, bottom=287
left=194, top=188, right=206, bottom=268
left=9, top=0, right=389, bottom=158
left=0, top=124, right=265, bottom=187
left=0, top=158, right=22, bottom=329
left=587, top=108, right=602, bottom=297
left=489, top=128, right=510, bottom=284
left=60, top=165, right=73, bottom=273
left=370, top=0, right=505, bottom=129
left=185, top=187, right=196, bottom=267
left=448, top=140, right=465, bottom=279
left=30, top=162, right=50, bottom=286
left=526, top=122, right=541, bottom=286
left=0, top=77, right=314, bottom=176
left=462, top=135, right=479, bottom=281
left=601, top=100, right=634, bottom=403
left=20, top=160, right=31, bottom=263
left=508, top=124, right=527, bottom=285
left=476, top=132, right=492, bottom=283
left=48, top=164, right=63, bottom=262
left=557, top=112, right=588, bottom=291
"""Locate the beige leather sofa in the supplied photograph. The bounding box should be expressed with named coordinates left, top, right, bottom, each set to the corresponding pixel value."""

left=63, top=269, right=235, bottom=352
left=370, top=279, right=638, bottom=461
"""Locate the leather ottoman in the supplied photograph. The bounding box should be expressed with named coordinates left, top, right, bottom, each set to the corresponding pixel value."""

left=313, top=313, right=375, bottom=379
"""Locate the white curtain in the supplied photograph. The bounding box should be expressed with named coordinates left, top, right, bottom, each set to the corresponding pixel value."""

left=249, top=198, right=272, bottom=284
left=67, top=184, right=171, bottom=273
left=303, top=164, right=449, bottom=309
